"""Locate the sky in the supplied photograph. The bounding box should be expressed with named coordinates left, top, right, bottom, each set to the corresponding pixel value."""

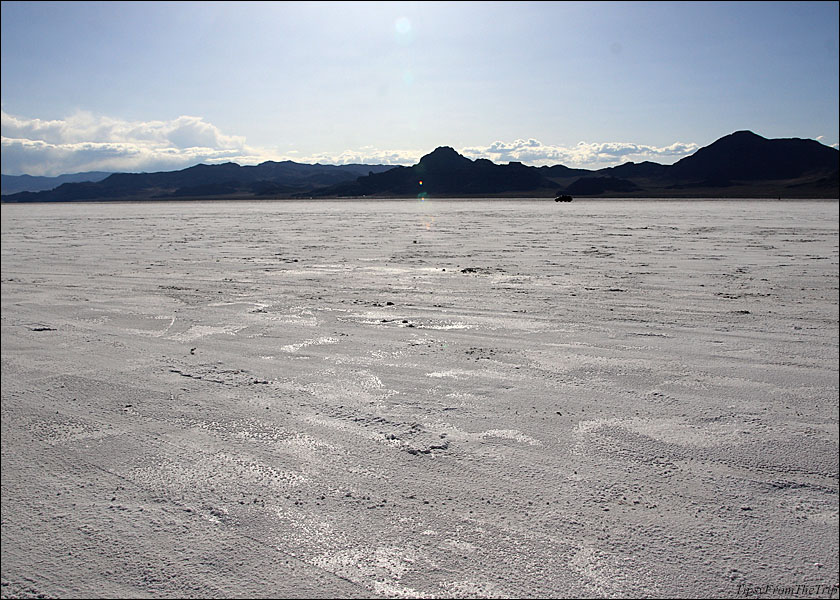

left=1, top=1, right=838, bottom=176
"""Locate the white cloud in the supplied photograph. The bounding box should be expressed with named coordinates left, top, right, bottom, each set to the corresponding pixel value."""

left=300, top=148, right=421, bottom=166
left=290, top=138, right=701, bottom=170
left=1, top=110, right=266, bottom=175
left=459, top=138, right=700, bottom=168
left=0, top=136, right=271, bottom=177
left=1, top=110, right=245, bottom=149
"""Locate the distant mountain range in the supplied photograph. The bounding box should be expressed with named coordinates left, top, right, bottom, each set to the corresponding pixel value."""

left=2, top=131, right=837, bottom=202
left=1, top=162, right=394, bottom=202
left=1, top=171, right=112, bottom=195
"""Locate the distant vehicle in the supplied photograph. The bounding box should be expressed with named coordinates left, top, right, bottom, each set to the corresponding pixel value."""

left=554, top=194, right=573, bottom=202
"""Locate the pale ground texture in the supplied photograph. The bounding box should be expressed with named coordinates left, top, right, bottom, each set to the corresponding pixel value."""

left=1, top=199, right=838, bottom=599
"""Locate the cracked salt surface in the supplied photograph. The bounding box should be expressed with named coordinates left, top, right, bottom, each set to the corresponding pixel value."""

left=1, top=199, right=837, bottom=599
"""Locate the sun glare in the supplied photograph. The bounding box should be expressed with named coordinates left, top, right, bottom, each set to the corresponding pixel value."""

left=394, top=16, right=413, bottom=45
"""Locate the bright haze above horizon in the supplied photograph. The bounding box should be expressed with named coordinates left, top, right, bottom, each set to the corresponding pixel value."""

left=1, top=1, right=838, bottom=177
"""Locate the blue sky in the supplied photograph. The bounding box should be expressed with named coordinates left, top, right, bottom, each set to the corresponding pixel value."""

left=2, top=1, right=838, bottom=176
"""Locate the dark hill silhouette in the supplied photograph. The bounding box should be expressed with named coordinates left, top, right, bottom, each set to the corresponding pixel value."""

left=538, top=164, right=592, bottom=178
left=597, top=161, right=669, bottom=179
left=317, top=146, right=545, bottom=197
left=670, top=131, right=838, bottom=181
left=565, top=176, right=639, bottom=195
left=2, top=131, right=837, bottom=202
left=316, top=133, right=836, bottom=199
left=416, top=146, right=473, bottom=171
left=1, top=161, right=393, bottom=202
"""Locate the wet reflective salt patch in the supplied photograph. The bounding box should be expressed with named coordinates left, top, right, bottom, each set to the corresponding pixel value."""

left=263, top=313, right=319, bottom=327
left=280, top=336, right=338, bottom=353
left=573, top=416, right=748, bottom=448
left=169, top=324, right=245, bottom=342
left=361, top=265, right=446, bottom=275
left=480, top=429, right=542, bottom=446
left=332, top=369, right=392, bottom=395
left=247, top=304, right=320, bottom=326
left=426, top=368, right=517, bottom=380
left=340, top=315, right=393, bottom=327
left=369, top=347, right=411, bottom=361
left=357, top=371, right=387, bottom=390
left=207, top=301, right=269, bottom=309
left=444, top=391, right=482, bottom=408
left=352, top=311, right=540, bottom=333
left=348, top=316, right=472, bottom=330
left=416, top=319, right=470, bottom=330
left=427, top=370, right=471, bottom=379
left=104, top=313, right=176, bottom=337
left=283, top=264, right=352, bottom=276
left=462, top=314, right=547, bottom=333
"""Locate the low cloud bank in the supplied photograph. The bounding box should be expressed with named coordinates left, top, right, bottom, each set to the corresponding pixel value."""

left=297, top=139, right=701, bottom=169
left=1, top=111, right=268, bottom=176
left=2, top=110, right=701, bottom=176
left=460, top=138, right=700, bottom=168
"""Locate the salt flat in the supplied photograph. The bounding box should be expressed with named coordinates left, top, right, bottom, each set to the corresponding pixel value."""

left=1, top=199, right=838, bottom=599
